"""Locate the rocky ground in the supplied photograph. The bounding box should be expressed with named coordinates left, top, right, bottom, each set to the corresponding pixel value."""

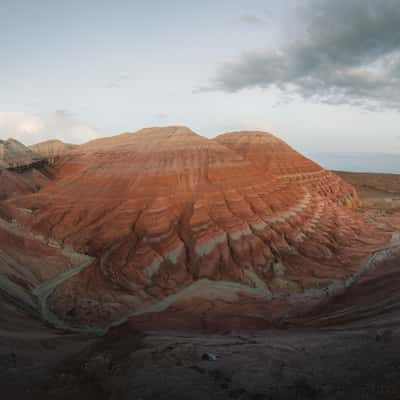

left=3, top=324, right=400, bottom=399
left=335, top=171, right=400, bottom=211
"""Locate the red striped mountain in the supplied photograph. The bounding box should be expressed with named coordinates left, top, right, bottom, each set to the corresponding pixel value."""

left=7, top=127, right=389, bottom=327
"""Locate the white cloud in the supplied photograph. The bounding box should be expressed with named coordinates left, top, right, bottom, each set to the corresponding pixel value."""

left=0, top=111, right=100, bottom=145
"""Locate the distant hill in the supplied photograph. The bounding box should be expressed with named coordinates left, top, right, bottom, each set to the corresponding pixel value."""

left=0, top=138, right=49, bottom=199
left=0, top=138, right=39, bottom=168
left=308, top=152, right=400, bottom=174
left=30, top=139, right=78, bottom=159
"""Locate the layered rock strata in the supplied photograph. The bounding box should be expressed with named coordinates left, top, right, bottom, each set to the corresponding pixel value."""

left=4, top=127, right=391, bottom=329
left=0, top=138, right=39, bottom=168
left=30, top=139, right=78, bottom=160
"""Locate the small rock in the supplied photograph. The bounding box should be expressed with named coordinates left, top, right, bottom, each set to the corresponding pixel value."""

left=201, top=352, right=218, bottom=361
left=375, top=328, right=393, bottom=342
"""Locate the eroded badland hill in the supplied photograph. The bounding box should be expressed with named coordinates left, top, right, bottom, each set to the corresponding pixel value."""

left=1, top=127, right=400, bottom=399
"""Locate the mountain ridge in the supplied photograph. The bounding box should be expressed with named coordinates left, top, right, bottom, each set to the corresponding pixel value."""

left=3, top=126, right=389, bottom=330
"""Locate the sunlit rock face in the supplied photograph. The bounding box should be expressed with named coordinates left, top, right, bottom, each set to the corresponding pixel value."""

left=29, top=139, right=78, bottom=160
left=215, top=131, right=320, bottom=175
left=7, top=126, right=388, bottom=328
left=0, top=138, right=39, bottom=168
left=215, top=131, right=361, bottom=207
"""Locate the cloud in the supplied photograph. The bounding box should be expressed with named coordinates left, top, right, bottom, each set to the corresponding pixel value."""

left=0, top=111, right=100, bottom=145
left=239, top=14, right=264, bottom=25
left=209, top=0, right=400, bottom=109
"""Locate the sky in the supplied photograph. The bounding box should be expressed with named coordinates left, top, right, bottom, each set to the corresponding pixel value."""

left=1, top=0, right=400, bottom=158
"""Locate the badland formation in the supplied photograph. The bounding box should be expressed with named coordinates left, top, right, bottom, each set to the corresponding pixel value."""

left=1, top=126, right=400, bottom=399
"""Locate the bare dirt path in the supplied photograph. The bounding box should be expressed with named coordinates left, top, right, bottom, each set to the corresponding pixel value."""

left=34, top=233, right=400, bottom=334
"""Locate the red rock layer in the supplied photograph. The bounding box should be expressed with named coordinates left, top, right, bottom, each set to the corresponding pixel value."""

left=0, top=213, right=89, bottom=315
left=0, top=168, right=50, bottom=200
left=216, top=131, right=320, bottom=175
left=7, top=126, right=389, bottom=326
left=216, top=131, right=361, bottom=208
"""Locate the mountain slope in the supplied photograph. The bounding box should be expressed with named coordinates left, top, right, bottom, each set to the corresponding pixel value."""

left=5, top=126, right=390, bottom=330
left=0, top=138, right=39, bottom=168
left=30, top=139, right=78, bottom=159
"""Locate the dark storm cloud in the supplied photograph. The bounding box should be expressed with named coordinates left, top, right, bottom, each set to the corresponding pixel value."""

left=211, top=0, right=400, bottom=108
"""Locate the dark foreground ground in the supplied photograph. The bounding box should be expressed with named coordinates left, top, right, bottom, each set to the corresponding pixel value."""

left=2, top=171, right=400, bottom=400
left=2, top=322, right=400, bottom=400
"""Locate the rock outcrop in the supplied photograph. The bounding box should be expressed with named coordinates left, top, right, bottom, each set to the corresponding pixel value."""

left=6, top=126, right=390, bottom=329
left=30, top=139, right=77, bottom=160
left=0, top=138, right=39, bottom=168
left=0, top=139, right=51, bottom=200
